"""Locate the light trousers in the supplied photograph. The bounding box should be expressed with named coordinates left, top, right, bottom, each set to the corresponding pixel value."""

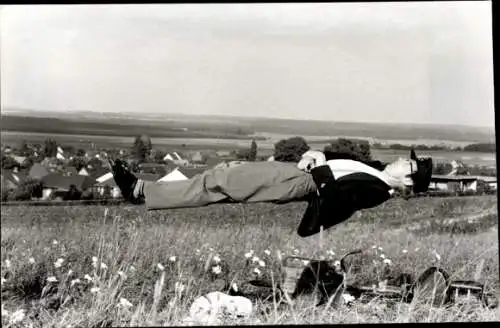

left=143, top=161, right=318, bottom=210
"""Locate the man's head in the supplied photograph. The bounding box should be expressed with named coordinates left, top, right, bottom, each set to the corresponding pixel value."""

left=383, top=150, right=433, bottom=195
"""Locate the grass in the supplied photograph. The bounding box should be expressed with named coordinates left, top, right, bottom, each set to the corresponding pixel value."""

left=1, top=195, right=499, bottom=326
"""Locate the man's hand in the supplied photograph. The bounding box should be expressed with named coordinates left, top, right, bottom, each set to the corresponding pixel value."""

left=297, top=150, right=327, bottom=172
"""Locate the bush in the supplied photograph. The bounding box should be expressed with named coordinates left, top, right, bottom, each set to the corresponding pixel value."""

left=274, top=137, right=310, bottom=162
left=323, top=138, right=372, bottom=162
left=14, top=178, right=43, bottom=201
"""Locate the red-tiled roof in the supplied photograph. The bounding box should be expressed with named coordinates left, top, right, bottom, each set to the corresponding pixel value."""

left=177, top=167, right=206, bottom=179
left=41, top=173, right=96, bottom=191
left=29, top=163, right=49, bottom=179
left=133, top=173, right=161, bottom=181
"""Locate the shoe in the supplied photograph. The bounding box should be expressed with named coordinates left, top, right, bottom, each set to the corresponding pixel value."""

left=108, top=159, right=143, bottom=204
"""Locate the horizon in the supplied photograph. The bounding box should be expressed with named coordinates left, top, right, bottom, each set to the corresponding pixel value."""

left=0, top=3, right=495, bottom=128
left=1, top=106, right=495, bottom=132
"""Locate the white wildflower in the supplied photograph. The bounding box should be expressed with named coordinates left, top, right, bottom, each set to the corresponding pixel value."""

left=259, top=260, right=266, bottom=267
left=244, top=252, right=253, bottom=259
left=5, top=259, right=11, bottom=269
left=47, top=276, right=58, bottom=283
left=302, top=260, right=310, bottom=266
left=251, top=256, right=260, bottom=263
left=378, top=247, right=383, bottom=251
left=209, top=247, right=214, bottom=252
left=90, top=287, right=100, bottom=294
left=195, top=249, right=201, bottom=254
left=28, top=257, right=35, bottom=264
left=433, top=250, right=441, bottom=261
left=175, top=282, right=185, bottom=293
left=293, top=248, right=299, bottom=254
left=1, top=304, right=8, bottom=317
left=10, top=309, right=26, bottom=324
left=117, top=271, right=126, bottom=279
left=342, top=293, right=355, bottom=304
left=118, top=297, right=133, bottom=308
left=157, top=263, right=165, bottom=271
left=52, top=240, right=58, bottom=245
left=100, top=262, right=108, bottom=270
left=1, top=277, right=6, bottom=286
left=383, top=258, right=392, bottom=265
left=67, top=269, right=73, bottom=276
left=169, top=256, right=176, bottom=263
left=402, top=249, right=408, bottom=254
left=70, top=279, right=81, bottom=286
left=264, top=249, right=271, bottom=256
left=92, top=256, right=98, bottom=263
left=253, top=268, right=261, bottom=276
left=380, top=254, right=386, bottom=259
left=84, top=274, right=93, bottom=281
left=212, top=265, right=222, bottom=275
left=54, top=258, right=64, bottom=268
left=327, top=250, right=335, bottom=255
left=231, top=283, right=238, bottom=292
left=371, top=245, right=377, bottom=249
left=212, top=255, right=221, bottom=263
left=129, top=266, right=136, bottom=272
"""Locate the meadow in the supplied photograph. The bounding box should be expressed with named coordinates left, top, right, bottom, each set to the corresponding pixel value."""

left=1, top=195, right=499, bottom=326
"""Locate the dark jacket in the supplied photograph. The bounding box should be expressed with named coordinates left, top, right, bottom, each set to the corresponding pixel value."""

left=297, top=164, right=392, bottom=237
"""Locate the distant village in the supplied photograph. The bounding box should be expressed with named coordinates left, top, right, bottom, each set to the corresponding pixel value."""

left=0, top=141, right=243, bottom=202
left=0, top=139, right=497, bottom=203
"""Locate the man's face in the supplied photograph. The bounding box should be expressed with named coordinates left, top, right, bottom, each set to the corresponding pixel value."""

left=386, top=157, right=417, bottom=191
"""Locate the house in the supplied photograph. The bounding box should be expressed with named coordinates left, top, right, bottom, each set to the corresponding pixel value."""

left=78, top=167, right=90, bottom=176
left=216, top=150, right=231, bottom=157
left=56, top=150, right=65, bottom=160
left=1, top=169, right=26, bottom=190
left=473, top=176, right=497, bottom=191
left=63, top=166, right=79, bottom=177
left=40, top=173, right=95, bottom=200
left=11, top=155, right=27, bottom=166
left=94, top=177, right=121, bottom=198
left=29, top=163, right=49, bottom=180
left=191, top=151, right=203, bottom=163
left=429, top=175, right=479, bottom=193
left=158, top=168, right=189, bottom=182
left=157, top=167, right=206, bottom=182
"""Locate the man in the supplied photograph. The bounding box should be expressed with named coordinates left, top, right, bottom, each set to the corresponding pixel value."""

left=109, top=149, right=432, bottom=237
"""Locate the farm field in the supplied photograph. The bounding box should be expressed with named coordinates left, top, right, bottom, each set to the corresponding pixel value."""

left=1, top=131, right=496, bottom=167
left=1, top=195, right=499, bottom=326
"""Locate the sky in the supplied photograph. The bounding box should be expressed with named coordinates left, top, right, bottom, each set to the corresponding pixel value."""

left=0, top=2, right=495, bottom=127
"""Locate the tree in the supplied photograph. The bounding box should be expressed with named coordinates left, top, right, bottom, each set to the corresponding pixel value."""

left=68, top=157, right=88, bottom=171
left=43, top=138, right=58, bottom=158
left=248, top=140, right=258, bottom=162
left=76, top=148, right=86, bottom=157
left=273, top=137, right=310, bottom=162
left=20, top=140, right=31, bottom=156
left=1, top=155, right=19, bottom=170
left=235, top=149, right=251, bottom=161
left=64, top=184, right=82, bottom=201
left=132, top=134, right=152, bottom=163
left=14, top=178, right=43, bottom=201
left=323, top=138, right=372, bottom=162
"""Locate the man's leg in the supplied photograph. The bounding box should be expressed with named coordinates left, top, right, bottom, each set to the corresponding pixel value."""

left=139, top=161, right=318, bottom=210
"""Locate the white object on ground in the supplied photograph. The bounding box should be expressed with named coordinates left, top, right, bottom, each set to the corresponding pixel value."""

left=185, top=291, right=253, bottom=324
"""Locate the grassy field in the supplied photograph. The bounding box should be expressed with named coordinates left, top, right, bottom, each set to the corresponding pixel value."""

left=1, top=195, right=499, bottom=326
